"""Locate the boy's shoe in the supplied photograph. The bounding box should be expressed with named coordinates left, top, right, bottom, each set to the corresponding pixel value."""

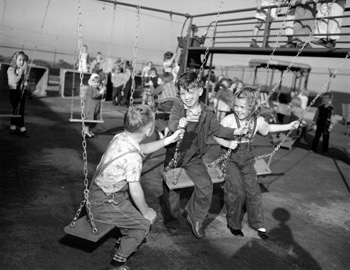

left=167, top=226, right=179, bottom=236
left=280, top=42, right=296, bottom=48
left=19, top=131, right=30, bottom=138
left=186, top=215, right=204, bottom=239
left=250, top=40, right=259, bottom=48
left=296, top=42, right=312, bottom=48
left=106, top=264, right=129, bottom=270
left=325, top=40, right=336, bottom=49
left=311, top=38, right=327, bottom=47
left=84, top=132, right=95, bottom=138
left=228, top=227, right=244, bottom=237
left=257, top=230, right=269, bottom=240
left=9, top=129, right=19, bottom=135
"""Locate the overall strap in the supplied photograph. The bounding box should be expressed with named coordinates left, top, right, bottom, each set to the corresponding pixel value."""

left=95, top=135, right=140, bottom=176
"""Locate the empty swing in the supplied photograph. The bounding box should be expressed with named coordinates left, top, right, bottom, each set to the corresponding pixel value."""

left=64, top=0, right=141, bottom=242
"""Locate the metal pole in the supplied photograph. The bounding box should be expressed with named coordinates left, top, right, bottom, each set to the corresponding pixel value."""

left=96, top=0, right=188, bottom=17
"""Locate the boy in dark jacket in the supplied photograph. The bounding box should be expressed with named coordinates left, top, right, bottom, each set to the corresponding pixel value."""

left=162, top=71, right=245, bottom=239
left=311, top=92, right=334, bottom=155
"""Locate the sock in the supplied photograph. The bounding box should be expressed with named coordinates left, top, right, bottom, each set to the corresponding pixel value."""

left=10, top=125, right=16, bottom=130
left=258, top=228, right=266, bottom=232
left=20, top=127, right=26, bottom=132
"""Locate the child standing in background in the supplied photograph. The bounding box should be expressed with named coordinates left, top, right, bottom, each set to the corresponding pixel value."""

left=150, top=72, right=179, bottom=139
left=83, top=73, right=106, bottom=138
left=7, top=51, right=30, bottom=138
left=77, top=44, right=90, bottom=73
left=88, top=105, right=183, bottom=270
left=311, top=92, right=334, bottom=155
left=214, top=87, right=299, bottom=239
left=163, top=51, right=179, bottom=84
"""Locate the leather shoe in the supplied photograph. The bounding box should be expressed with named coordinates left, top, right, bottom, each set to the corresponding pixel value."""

left=311, top=38, right=327, bottom=46
left=186, top=215, right=204, bottom=239
left=167, top=226, right=179, bottom=235
left=228, top=227, right=244, bottom=237
left=280, top=42, right=296, bottom=48
left=258, top=230, right=269, bottom=240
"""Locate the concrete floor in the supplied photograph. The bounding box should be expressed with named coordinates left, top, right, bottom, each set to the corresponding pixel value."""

left=0, top=91, right=349, bottom=270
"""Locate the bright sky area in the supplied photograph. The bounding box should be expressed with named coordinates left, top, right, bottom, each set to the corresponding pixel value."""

left=0, top=0, right=349, bottom=92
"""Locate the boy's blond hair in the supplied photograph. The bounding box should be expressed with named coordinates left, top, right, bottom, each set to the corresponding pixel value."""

left=124, top=105, right=155, bottom=133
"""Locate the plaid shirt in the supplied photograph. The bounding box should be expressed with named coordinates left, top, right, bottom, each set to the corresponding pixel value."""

left=151, top=82, right=178, bottom=103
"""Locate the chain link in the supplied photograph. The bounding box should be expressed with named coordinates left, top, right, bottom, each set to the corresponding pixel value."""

left=70, top=0, right=97, bottom=233
left=130, top=2, right=141, bottom=107
left=27, top=0, right=51, bottom=75
left=0, top=0, right=7, bottom=38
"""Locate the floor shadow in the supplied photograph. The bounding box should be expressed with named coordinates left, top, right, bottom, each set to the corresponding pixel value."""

left=227, top=208, right=322, bottom=270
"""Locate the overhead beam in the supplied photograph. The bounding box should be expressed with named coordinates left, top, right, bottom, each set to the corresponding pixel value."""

left=96, top=0, right=189, bottom=18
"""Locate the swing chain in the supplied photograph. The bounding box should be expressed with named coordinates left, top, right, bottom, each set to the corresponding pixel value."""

left=196, top=0, right=224, bottom=84
left=0, top=0, right=7, bottom=38
left=70, top=0, right=97, bottom=233
left=256, top=1, right=293, bottom=94
left=130, top=3, right=141, bottom=107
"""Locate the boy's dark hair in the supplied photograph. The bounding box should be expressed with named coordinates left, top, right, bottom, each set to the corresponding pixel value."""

left=177, top=71, right=203, bottom=90
left=124, top=105, right=155, bottom=133
left=164, top=51, right=173, bottom=60
left=323, top=92, right=333, bottom=99
left=161, top=72, right=174, bottom=83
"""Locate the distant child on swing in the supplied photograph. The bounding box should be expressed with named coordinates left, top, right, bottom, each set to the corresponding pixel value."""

left=162, top=71, right=241, bottom=239
left=83, top=73, right=106, bottom=138
left=214, top=87, right=299, bottom=239
left=7, top=51, right=30, bottom=137
left=311, top=92, right=334, bottom=155
left=88, top=105, right=184, bottom=270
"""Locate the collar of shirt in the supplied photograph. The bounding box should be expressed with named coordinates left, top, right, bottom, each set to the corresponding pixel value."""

left=121, top=132, right=144, bottom=157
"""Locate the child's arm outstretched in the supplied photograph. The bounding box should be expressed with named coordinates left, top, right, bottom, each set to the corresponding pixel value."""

left=214, top=137, right=239, bottom=150
left=140, top=129, right=184, bottom=154
left=129, top=181, right=157, bottom=223
left=268, top=120, right=300, bottom=134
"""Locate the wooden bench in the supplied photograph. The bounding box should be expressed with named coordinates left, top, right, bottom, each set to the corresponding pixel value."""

left=64, top=215, right=115, bottom=242
left=163, top=159, right=271, bottom=190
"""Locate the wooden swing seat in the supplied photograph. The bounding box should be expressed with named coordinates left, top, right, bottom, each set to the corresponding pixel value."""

left=69, top=118, right=104, bottom=124
left=163, top=159, right=271, bottom=190
left=64, top=215, right=115, bottom=242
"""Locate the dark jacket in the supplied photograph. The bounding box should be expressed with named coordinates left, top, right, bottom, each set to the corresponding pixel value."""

left=168, top=99, right=237, bottom=158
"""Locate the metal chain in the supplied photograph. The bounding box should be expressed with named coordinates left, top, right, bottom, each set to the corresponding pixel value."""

left=70, top=0, right=97, bottom=233
left=107, top=2, right=117, bottom=59
left=258, top=50, right=350, bottom=166
left=14, top=0, right=51, bottom=115
left=130, top=2, right=141, bottom=107
left=27, top=0, right=51, bottom=75
left=196, top=0, right=224, bottom=84
left=0, top=0, right=7, bottom=38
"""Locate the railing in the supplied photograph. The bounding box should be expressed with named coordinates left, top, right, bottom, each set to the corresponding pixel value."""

left=185, top=1, right=350, bottom=57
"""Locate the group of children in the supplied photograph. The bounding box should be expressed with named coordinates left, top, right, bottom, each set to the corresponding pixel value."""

left=88, top=70, right=303, bottom=270
left=6, top=50, right=335, bottom=270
